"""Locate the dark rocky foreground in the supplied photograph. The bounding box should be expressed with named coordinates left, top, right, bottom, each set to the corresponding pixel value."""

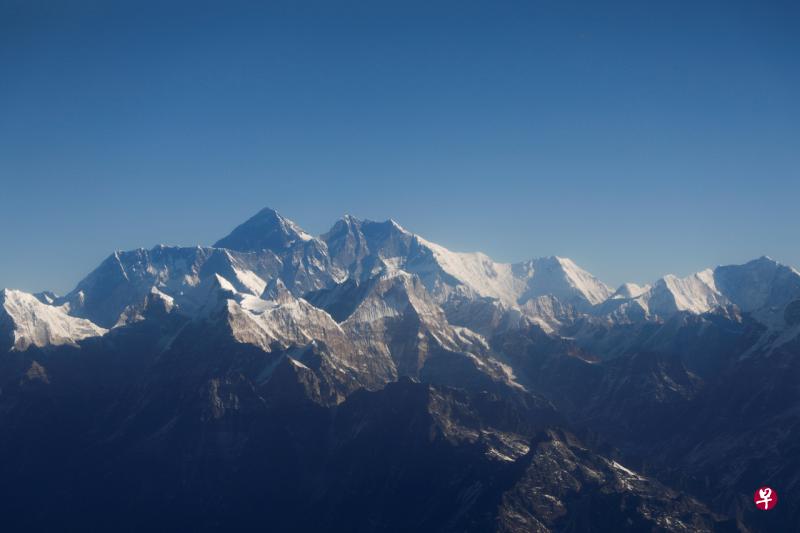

left=1, top=315, right=794, bottom=532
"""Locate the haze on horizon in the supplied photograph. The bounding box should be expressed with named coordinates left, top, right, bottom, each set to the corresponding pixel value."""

left=1, top=0, right=798, bottom=295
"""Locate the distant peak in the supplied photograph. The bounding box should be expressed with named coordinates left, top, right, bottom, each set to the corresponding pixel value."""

left=214, top=207, right=313, bottom=252
left=612, top=282, right=649, bottom=299
left=716, top=256, right=784, bottom=271
left=367, top=218, right=410, bottom=235
left=249, top=207, right=289, bottom=227
left=517, top=256, right=612, bottom=306
left=321, top=214, right=363, bottom=242
left=529, top=256, right=574, bottom=270
left=335, top=214, right=363, bottom=230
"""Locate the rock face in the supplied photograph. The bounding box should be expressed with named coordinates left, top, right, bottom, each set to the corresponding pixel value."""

left=495, top=429, right=739, bottom=533
left=2, top=206, right=799, bottom=531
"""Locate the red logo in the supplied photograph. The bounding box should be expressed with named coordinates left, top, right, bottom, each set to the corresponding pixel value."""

left=754, top=487, right=777, bottom=511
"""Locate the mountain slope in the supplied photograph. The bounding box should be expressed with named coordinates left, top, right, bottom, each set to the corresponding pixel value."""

left=3, top=206, right=799, bottom=531
left=1, top=289, right=107, bottom=351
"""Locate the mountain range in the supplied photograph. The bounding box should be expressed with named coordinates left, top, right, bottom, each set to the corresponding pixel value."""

left=2, top=207, right=798, bottom=532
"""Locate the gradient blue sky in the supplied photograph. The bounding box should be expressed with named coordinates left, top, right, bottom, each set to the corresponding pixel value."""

left=1, top=0, right=798, bottom=294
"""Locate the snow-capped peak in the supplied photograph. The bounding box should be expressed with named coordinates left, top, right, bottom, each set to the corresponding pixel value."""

left=322, top=216, right=612, bottom=317
left=411, top=234, right=526, bottom=306
left=604, top=257, right=800, bottom=325
left=1, top=289, right=107, bottom=351
left=549, top=256, right=613, bottom=305
left=214, top=207, right=313, bottom=252
left=611, top=282, right=650, bottom=300
left=13, top=205, right=797, bottom=354
left=516, top=256, right=613, bottom=308
left=659, top=269, right=724, bottom=313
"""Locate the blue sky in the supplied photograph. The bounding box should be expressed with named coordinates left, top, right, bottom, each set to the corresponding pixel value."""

left=1, top=0, right=798, bottom=294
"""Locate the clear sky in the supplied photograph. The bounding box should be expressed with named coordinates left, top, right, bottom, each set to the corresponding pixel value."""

left=1, top=0, right=798, bottom=294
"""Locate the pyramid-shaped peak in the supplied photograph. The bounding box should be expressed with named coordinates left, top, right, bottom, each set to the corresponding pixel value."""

left=214, top=207, right=313, bottom=252
left=747, top=255, right=779, bottom=267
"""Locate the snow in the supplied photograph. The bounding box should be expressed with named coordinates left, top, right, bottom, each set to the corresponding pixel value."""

left=273, top=211, right=314, bottom=242
left=607, top=269, right=731, bottom=320
left=239, top=294, right=279, bottom=314
left=151, top=287, right=175, bottom=312
left=1, top=289, right=107, bottom=351
left=384, top=222, right=797, bottom=330
left=611, top=283, right=650, bottom=299
left=606, top=257, right=800, bottom=324
left=414, top=235, right=526, bottom=306
left=548, top=256, right=613, bottom=305
left=387, top=219, right=408, bottom=233
left=412, top=236, right=611, bottom=311
left=231, top=265, right=267, bottom=296
left=343, top=271, right=437, bottom=324
left=660, top=269, right=726, bottom=314
left=226, top=290, right=346, bottom=354
left=213, top=273, right=238, bottom=294
left=12, top=206, right=800, bottom=364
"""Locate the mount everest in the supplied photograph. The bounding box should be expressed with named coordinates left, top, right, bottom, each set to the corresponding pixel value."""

left=1, top=207, right=798, bottom=532
left=5, top=207, right=797, bottom=353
